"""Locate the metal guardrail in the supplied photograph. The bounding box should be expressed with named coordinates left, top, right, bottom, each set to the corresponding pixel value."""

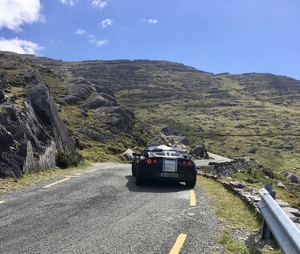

left=258, top=184, right=300, bottom=254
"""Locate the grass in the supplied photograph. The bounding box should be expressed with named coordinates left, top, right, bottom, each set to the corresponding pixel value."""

left=0, top=162, right=92, bottom=195
left=197, top=175, right=282, bottom=254
left=113, top=73, right=300, bottom=178
left=231, top=167, right=300, bottom=210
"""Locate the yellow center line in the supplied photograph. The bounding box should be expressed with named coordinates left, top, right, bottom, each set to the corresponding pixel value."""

left=0, top=201, right=5, bottom=204
left=189, top=190, right=196, bottom=206
left=169, top=234, right=187, bottom=254
left=43, top=178, right=71, bottom=189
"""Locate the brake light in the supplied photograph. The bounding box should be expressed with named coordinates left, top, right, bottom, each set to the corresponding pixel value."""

left=146, top=158, right=158, bottom=164
left=182, top=160, right=193, bottom=166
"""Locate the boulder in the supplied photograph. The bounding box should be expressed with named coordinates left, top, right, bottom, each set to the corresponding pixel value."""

left=192, top=143, right=208, bottom=158
left=123, top=149, right=134, bottom=161
left=81, top=94, right=117, bottom=109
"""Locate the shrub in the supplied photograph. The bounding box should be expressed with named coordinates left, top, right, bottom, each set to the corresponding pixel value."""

left=56, top=150, right=78, bottom=169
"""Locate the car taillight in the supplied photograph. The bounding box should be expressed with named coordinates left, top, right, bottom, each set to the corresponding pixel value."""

left=182, top=160, right=193, bottom=166
left=146, top=158, right=158, bottom=164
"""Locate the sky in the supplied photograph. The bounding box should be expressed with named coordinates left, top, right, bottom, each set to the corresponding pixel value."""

left=0, top=0, right=300, bottom=80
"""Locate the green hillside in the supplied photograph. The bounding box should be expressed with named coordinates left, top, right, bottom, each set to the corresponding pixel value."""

left=20, top=55, right=300, bottom=175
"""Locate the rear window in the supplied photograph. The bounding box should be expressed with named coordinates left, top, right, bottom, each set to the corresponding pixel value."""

left=147, top=150, right=184, bottom=158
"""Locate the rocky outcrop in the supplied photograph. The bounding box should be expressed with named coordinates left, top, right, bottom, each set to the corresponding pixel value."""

left=56, top=76, right=148, bottom=146
left=0, top=66, right=76, bottom=178
left=58, top=78, right=118, bottom=107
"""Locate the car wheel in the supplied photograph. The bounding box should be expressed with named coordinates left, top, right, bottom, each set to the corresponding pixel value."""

left=135, top=172, right=145, bottom=186
left=186, top=177, right=196, bottom=188
left=131, top=163, right=136, bottom=176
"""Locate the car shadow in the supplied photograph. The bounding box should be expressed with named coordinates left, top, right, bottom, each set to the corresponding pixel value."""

left=125, top=175, right=193, bottom=193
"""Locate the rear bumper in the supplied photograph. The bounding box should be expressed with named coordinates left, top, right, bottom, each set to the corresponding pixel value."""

left=137, top=165, right=197, bottom=182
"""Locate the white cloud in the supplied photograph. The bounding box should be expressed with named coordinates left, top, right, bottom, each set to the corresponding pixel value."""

left=101, top=19, right=113, bottom=28
left=75, top=29, right=108, bottom=47
left=96, top=40, right=109, bottom=46
left=139, top=19, right=158, bottom=24
left=59, top=0, right=77, bottom=6
left=0, top=37, right=44, bottom=55
left=75, top=28, right=86, bottom=36
left=148, top=19, right=158, bottom=24
left=0, top=0, right=43, bottom=32
left=91, top=0, right=110, bottom=9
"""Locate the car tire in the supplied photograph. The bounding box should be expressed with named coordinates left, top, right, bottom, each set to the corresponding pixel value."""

left=135, top=172, right=145, bottom=186
left=186, top=177, right=196, bottom=188
left=131, top=163, right=136, bottom=176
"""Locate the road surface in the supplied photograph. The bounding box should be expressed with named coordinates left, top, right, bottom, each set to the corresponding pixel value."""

left=0, top=163, right=223, bottom=253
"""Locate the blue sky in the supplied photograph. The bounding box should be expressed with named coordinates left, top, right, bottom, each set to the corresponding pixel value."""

left=0, top=0, right=300, bottom=80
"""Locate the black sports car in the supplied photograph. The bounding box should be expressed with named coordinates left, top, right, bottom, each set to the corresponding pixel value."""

left=131, top=145, right=197, bottom=187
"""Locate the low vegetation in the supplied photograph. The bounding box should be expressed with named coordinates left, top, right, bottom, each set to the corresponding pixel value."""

left=0, top=162, right=91, bottom=195
left=56, top=150, right=79, bottom=168
left=198, top=176, right=282, bottom=254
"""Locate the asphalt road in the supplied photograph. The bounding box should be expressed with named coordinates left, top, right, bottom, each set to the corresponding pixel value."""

left=194, top=152, right=232, bottom=167
left=0, top=163, right=223, bottom=254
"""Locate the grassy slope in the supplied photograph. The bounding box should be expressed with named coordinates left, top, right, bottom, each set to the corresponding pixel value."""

left=17, top=56, right=300, bottom=177
left=114, top=71, right=300, bottom=178
left=7, top=54, right=299, bottom=208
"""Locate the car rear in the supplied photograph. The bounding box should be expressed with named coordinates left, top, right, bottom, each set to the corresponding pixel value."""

left=137, top=155, right=197, bottom=185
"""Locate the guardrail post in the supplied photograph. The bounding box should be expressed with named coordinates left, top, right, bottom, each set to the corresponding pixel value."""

left=261, top=184, right=276, bottom=240
left=258, top=185, right=300, bottom=253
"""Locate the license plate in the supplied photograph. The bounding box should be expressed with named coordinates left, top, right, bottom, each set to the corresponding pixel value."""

left=163, top=158, right=177, bottom=172
left=160, top=173, right=178, bottom=178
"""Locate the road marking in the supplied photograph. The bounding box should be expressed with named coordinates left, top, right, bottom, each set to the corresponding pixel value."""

left=43, top=178, right=71, bottom=188
left=169, top=234, right=187, bottom=254
left=189, top=190, right=196, bottom=206
left=0, top=201, right=5, bottom=204
left=85, top=168, right=98, bottom=172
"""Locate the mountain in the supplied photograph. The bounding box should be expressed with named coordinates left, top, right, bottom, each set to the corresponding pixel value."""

left=22, top=54, right=300, bottom=174
left=1, top=52, right=183, bottom=178
left=2, top=51, right=300, bottom=180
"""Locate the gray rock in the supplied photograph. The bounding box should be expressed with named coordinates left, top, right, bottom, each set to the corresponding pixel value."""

left=192, top=143, right=208, bottom=159
left=81, top=94, right=117, bottom=109
left=277, top=182, right=286, bottom=189
left=123, top=149, right=134, bottom=161
left=229, top=181, right=247, bottom=189
left=248, top=147, right=257, bottom=154
left=286, top=173, right=298, bottom=183
left=0, top=81, right=76, bottom=178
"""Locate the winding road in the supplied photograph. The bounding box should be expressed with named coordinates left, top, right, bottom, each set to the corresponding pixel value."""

left=0, top=162, right=223, bottom=253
